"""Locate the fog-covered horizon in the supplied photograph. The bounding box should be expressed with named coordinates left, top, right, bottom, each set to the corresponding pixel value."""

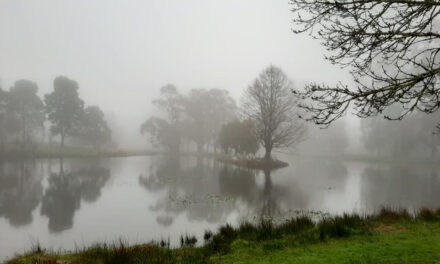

left=0, top=0, right=356, bottom=149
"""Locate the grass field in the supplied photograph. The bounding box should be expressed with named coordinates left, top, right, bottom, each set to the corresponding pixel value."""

left=6, top=208, right=440, bottom=264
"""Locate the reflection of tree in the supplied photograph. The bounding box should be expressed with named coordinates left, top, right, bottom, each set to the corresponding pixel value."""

left=261, top=169, right=279, bottom=217
left=40, top=159, right=110, bottom=233
left=218, top=166, right=287, bottom=218
left=0, top=160, right=43, bottom=226
left=361, top=165, right=440, bottom=210
left=218, top=166, right=259, bottom=203
left=140, top=156, right=232, bottom=225
left=139, top=156, right=302, bottom=226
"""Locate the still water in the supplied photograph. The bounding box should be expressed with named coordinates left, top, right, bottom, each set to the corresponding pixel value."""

left=0, top=155, right=439, bottom=261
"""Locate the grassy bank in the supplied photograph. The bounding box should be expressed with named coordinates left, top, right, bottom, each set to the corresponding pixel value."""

left=6, top=208, right=440, bottom=264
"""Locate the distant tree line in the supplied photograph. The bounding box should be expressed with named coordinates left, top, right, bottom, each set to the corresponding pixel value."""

left=141, top=84, right=236, bottom=153
left=0, top=76, right=111, bottom=151
left=297, top=119, right=349, bottom=156
left=361, top=106, right=440, bottom=158
left=142, top=65, right=307, bottom=160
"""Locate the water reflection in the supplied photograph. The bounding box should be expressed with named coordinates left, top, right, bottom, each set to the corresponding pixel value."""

left=1, top=155, right=440, bottom=261
left=361, top=164, right=440, bottom=210
left=0, top=158, right=110, bottom=232
left=0, top=160, right=43, bottom=226
left=41, top=159, right=110, bottom=232
left=139, top=156, right=307, bottom=224
left=140, top=156, right=234, bottom=225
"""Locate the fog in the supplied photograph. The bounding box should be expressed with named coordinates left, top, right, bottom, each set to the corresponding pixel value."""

left=3, top=1, right=440, bottom=262
left=0, top=0, right=354, bottom=149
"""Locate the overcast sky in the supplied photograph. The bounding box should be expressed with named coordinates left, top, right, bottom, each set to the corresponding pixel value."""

left=0, top=0, right=354, bottom=148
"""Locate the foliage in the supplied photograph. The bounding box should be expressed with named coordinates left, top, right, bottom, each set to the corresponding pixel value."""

left=0, top=87, right=7, bottom=145
left=0, top=77, right=110, bottom=151
left=218, top=119, right=259, bottom=157
left=184, top=88, right=236, bottom=152
left=291, top=0, right=440, bottom=127
left=141, top=85, right=236, bottom=153
left=243, top=65, right=306, bottom=160
left=152, top=84, right=185, bottom=124
left=361, top=106, right=440, bottom=157
left=45, top=76, right=85, bottom=147
left=141, top=116, right=181, bottom=151
left=6, top=80, right=45, bottom=144
left=76, top=106, right=112, bottom=149
left=141, top=84, right=184, bottom=152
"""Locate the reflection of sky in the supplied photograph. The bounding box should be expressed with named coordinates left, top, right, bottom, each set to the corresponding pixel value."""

left=1, top=156, right=440, bottom=261
left=319, top=163, right=363, bottom=214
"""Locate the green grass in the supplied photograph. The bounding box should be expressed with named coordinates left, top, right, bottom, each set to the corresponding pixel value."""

left=217, top=222, right=440, bottom=263
left=6, top=208, right=440, bottom=264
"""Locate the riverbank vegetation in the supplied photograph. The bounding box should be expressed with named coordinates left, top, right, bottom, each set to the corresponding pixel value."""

left=6, top=208, right=440, bottom=264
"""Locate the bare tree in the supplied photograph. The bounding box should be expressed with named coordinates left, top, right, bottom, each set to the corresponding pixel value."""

left=243, top=66, right=307, bottom=160
left=290, top=0, right=440, bottom=126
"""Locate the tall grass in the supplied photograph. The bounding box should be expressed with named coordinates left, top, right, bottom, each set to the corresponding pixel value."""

left=6, top=207, right=440, bottom=264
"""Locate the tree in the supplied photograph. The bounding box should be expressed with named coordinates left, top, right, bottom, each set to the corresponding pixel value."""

left=0, top=87, right=7, bottom=150
left=290, top=0, right=440, bottom=126
left=0, top=88, right=6, bottom=148
left=243, top=66, right=307, bottom=160
left=141, top=84, right=184, bottom=152
left=184, top=88, right=236, bottom=153
left=361, top=107, right=440, bottom=157
left=141, top=116, right=181, bottom=151
left=142, top=85, right=237, bottom=153
left=7, top=80, right=45, bottom=145
left=219, top=119, right=259, bottom=157
left=45, top=76, right=84, bottom=147
left=78, top=106, right=111, bottom=149
left=0, top=90, right=20, bottom=146
left=152, top=84, right=185, bottom=124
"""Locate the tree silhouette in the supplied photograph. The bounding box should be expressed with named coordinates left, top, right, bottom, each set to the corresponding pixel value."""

left=243, top=66, right=306, bottom=160
left=291, top=0, right=440, bottom=126
left=45, top=76, right=84, bottom=147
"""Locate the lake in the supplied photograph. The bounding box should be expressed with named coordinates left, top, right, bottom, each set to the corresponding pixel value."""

left=0, top=154, right=439, bottom=261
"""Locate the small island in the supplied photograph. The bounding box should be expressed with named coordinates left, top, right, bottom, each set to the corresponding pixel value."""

left=216, top=156, right=289, bottom=170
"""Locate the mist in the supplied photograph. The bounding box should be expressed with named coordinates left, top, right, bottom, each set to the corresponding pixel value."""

left=0, top=0, right=353, bottom=149
left=1, top=1, right=440, bottom=262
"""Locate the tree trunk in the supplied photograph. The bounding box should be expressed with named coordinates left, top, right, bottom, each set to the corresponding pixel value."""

left=264, top=145, right=272, bottom=161
left=60, top=131, right=65, bottom=148
left=21, top=115, right=26, bottom=145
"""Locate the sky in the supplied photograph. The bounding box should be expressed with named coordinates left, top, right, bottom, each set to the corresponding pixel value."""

left=0, top=0, right=355, bottom=148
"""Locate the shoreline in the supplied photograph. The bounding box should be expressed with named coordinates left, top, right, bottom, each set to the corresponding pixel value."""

left=216, top=156, right=289, bottom=170
left=0, top=148, right=292, bottom=171
left=3, top=148, right=440, bottom=169
left=5, top=208, right=440, bottom=264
